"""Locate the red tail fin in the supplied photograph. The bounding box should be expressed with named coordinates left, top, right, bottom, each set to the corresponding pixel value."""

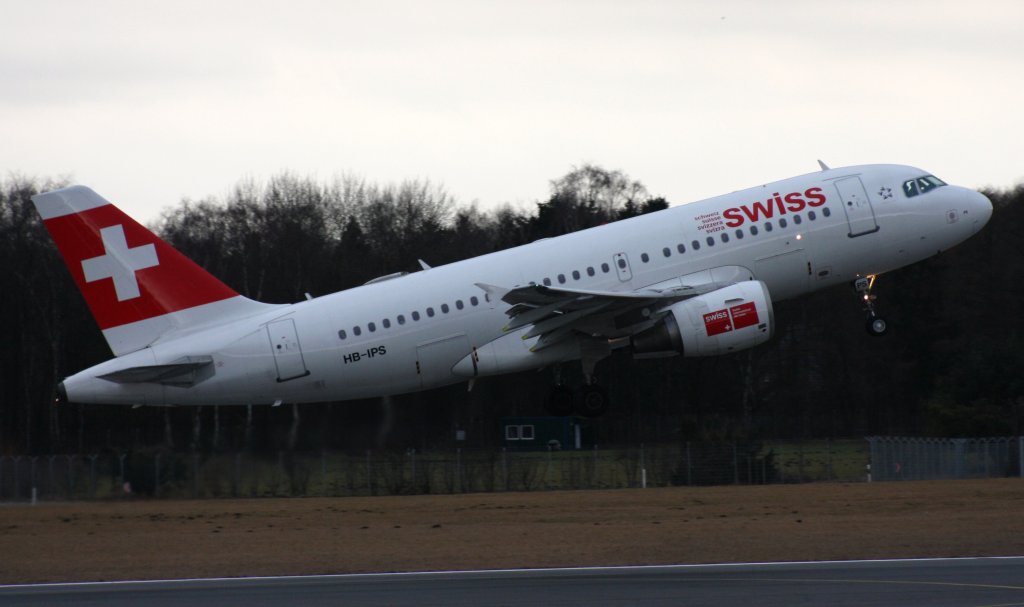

left=33, top=186, right=276, bottom=355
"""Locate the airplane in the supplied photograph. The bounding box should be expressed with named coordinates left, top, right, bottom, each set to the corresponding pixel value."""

left=32, top=163, right=992, bottom=417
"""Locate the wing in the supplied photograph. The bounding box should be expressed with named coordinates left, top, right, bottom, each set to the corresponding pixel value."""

left=477, top=265, right=753, bottom=352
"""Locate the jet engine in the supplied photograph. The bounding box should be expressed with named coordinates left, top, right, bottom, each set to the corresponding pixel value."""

left=632, top=280, right=774, bottom=358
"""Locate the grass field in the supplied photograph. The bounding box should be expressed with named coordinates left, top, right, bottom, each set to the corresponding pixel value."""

left=1, top=477, right=1022, bottom=584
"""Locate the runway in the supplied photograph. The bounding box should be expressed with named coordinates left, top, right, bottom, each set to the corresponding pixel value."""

left=2, top=557, right=1023, bottom=606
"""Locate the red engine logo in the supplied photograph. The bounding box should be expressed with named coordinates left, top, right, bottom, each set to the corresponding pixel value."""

left=703, top=302, right=760, bottom=336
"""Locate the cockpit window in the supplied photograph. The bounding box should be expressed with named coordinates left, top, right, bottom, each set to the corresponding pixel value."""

left=902, top=175, right=947, bottom=198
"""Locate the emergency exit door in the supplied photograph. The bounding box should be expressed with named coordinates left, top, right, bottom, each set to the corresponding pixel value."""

left=834, top=176, right=879, bottom=237
left=266, top=318, right=309, bottom=382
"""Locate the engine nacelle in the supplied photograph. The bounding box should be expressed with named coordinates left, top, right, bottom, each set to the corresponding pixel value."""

left=632, top=280, right=774, bottom=358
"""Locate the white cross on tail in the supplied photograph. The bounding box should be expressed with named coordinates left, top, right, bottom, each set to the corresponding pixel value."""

left=81, top=225, right=159, bottom=301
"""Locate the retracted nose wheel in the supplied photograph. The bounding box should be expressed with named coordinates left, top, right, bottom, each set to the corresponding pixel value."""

left=866, top=315, right=889, bottom=337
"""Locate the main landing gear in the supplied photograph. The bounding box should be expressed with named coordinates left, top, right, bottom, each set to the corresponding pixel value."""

left=545, top=358, right=611, bottom=418
left=854, top=275, right=888, bottom=337
left=544, top=383, right=610, bottom=418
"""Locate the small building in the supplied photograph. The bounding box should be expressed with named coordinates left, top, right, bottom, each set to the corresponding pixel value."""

left=500, top=416, right=594, bottom=451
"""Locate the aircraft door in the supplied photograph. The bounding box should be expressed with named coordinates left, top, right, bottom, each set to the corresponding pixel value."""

left=613, top=252, right=632, bottom=282
left=834, top=176, right=879, bottom=237
left=266, top=318, right=310, bottom=382
left=416, top=333, right=471, bottom=389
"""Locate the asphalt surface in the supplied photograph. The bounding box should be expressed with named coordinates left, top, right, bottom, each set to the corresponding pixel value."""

left=1, top=558, right=1023, bottom=606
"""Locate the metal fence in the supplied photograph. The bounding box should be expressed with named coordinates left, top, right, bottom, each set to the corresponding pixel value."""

left=0, top=440, right=871, bottom=501
left=867, top=436, right=1023, bottom=481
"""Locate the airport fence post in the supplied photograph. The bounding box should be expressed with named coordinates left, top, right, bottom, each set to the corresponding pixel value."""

left=192, top=452, right=200, bottom=498
left=233, top=452, right=241, bottom=497
left=686, top=441, right=692, bottom=486
left=30, top=456, right=38, bottom=503
left=409, top=449, right=416, bottom=493
left=118, top=453, right=127, bottom=496
left=89, top=454, right=98, bottom=499
left=321, top=450, right=327, bottom=497
left=48, top=455, right=56, bottom=499
left=732, top=442, right=739, bottom=484
left=640, top=443, right=646, bottom=489
left=798, top=443, right=805, bottom=483
left=502, top=447, right=508, bottom=492
left=66, top=455, right=76, bottom=500
left=456, top=448, right=463, bottom=493
left=826, top=438, right=833, bottom=481
left=366, top=450, right=372, bottom=496
left=12, top=456, right=21, bottom=500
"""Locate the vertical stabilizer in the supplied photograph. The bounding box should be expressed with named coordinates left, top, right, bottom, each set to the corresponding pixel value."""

left=32, top=186, right=278, bottom=356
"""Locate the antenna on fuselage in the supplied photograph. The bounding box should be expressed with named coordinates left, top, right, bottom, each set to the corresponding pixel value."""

left=817, top=159, right=830, bottom=171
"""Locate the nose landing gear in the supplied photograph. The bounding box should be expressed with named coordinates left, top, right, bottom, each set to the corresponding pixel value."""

left=854, top=275, right=888, bottom=337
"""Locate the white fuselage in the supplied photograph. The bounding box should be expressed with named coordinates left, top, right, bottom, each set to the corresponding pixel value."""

left=63, top=164, right=992, bottom=406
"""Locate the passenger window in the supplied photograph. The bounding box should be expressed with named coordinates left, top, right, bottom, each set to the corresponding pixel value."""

left=662, top=247, right=671, bottom=257
left=426, top=307, right=435, bottom=317
left=692, top=240, right=700, bottom=250
left=601, top=263, right=610, bottom=273
left=765, top=222, right=773, bottom=232
left=572, top=270, right=580, bottom=280
left=587, top=267, right=595, bottom=277
left=793, top=214, right=802, bottom=225
left=471, top=296, right=479, bottom=306
left=735, top=229, right=744, bottom=239
left=558, top=274, right=566, bottom=284
left=750, top=225, right=759, bottom=236
left=382, top=318, right=391, bottom=329
left=353, top=326, right=362, bottom=336
left=677, top=243, right=685, bottom=254
left=808, top=211, right=816, bottom=220
left=338, top=329, right=347, bottom=340
left=779, top=218, right=788, bottom=228
left=705, top=236, right=714, bottom=246
left=617, top=258, right=627, bottom=269
left=823, top=208, right=831, bottom=217
left=412, top=311, right=420, bottom=321
left=368, top=322, right=376, bottom=332
left=641, top=253, right=650, bottom=263
left=441, top=304, right=449, bottom=314
left=721, top=233, right=729, bottom=243
left=397, top=314, right=406, bottom=325
left=456, top=300, right=464, bottom=310
left=543, top=278, right=551, bottom=286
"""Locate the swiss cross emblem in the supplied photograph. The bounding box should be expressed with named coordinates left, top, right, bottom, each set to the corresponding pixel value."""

left=81, top=224, right=159, bottom=301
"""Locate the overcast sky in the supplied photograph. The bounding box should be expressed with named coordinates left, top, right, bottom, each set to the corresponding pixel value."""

left=3, top=0, right=1022, bottom=222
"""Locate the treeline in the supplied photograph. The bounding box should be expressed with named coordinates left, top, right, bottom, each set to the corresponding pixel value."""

left=1, top=168, right=1022, bottom=455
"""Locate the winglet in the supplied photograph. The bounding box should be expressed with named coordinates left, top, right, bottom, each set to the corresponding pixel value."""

left=418, top=259, right=432, bottom=271
left=817, top=159, right=830, bottom=171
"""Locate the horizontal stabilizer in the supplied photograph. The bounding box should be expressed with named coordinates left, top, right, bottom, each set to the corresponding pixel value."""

left=98, top=356, right=214, bottom=386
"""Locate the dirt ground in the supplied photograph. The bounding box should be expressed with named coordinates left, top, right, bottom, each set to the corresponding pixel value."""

left=1, top=478, right=1022, bottom=584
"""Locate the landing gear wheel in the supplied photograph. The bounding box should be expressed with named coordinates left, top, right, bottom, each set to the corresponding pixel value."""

left=545, top=385, right=575, bottom=416
left=577, top=384, right=610, bottom=418
left=854, top=275, right=889, bottom=337
left=865, top=315, right=889, bottom=337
